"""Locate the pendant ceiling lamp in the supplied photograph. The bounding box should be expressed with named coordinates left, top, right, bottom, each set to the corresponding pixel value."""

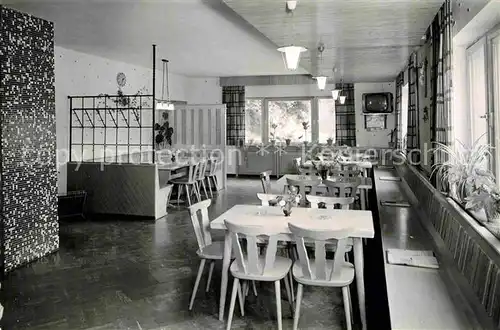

left=331, top=67, right=340, bottom=100
left=277, top=1, right=307, bottom=71
left=313, top=44, right=328, bottom=90
left=338, top=78, right=346, bottom=104
left=157, top=59, right=174, bottom=111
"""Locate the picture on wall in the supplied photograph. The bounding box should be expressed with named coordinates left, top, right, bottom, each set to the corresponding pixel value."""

left=364, top=114, right=386, bottom=130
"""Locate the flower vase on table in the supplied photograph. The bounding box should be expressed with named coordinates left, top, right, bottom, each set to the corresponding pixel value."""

left=277, top=186, right=301, bottom=216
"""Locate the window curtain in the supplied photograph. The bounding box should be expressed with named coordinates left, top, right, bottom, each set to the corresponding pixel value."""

left=407, top=52, right=420, bottom=162
left=222, top=86, right=245, bottom=146
left=335, top=83, right=356, bottom=146
left=395, top=72, right=404, bottom=149
left=430, top=0, right=453, bottom=188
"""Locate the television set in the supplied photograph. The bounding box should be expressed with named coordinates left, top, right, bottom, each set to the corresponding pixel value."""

left=362, top=92, right=393, bottom=113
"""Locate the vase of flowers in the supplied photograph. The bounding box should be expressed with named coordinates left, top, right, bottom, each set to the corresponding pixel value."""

left=327, top=137, right=334, bottom=147
left=276, top=186, right=301, bottom=216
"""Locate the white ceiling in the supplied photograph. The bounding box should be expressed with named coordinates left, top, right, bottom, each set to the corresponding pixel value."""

left=224, top=0, right=445, bottom=82
left=4, top=0, right=306, bottom=77
left=4, top=0, right=444, bottom=81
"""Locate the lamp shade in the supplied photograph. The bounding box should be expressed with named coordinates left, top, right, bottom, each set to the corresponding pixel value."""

left=331, top=89, right=340, bottom=100
left=157, top=101, right=175, bottom=110
left=314, top=76, right=327, bottom=90
left=277, top=46, right=307, bottom=70
left=339, top=95, right=346, bottom=104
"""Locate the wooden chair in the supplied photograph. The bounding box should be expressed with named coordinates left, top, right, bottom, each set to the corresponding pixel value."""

left=260, top=170, right=272, bottom=194
left=195, top=159, right=209, bottom=199
left=330, top=169, right=362, bottom=178
left=306, top=195, right=355, bottom=210
left=224, top=220, right=293, bottom=330
left=205, top=159, right=222, bottom=196
left=323, top=177, right=361, bottom=199
left=188, top=199, right=222, bottom=310
left=286, top=177, right=321, bottom=206
left=288, top=223, right=354, bottom=330
left=171, top=161, right=201, bottom=206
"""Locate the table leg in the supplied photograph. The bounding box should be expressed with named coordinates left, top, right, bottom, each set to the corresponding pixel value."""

left=360, top=189, right=366, bottom=210
left=353, top=238, right=366, bottom=330
left=219, top=231, right=232, bottom=321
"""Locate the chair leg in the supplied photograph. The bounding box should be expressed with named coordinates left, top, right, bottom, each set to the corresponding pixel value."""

left=194, top=182, right=201, bottom=202
left=213, top=175, right=220, bottom=191
left=274, top=280, right=282, bottom=330
left=206, top=261, right=215, bottom=292
left=243, top=281, right=249, bottom=297
left=226, top=278, right=239, bottom=330
left=189, top=259, right=206, bottom=310
left=342, top=286, right=352, bottom=330
left=283, top=276, right=294, bottom=315
left=252, top=281, right=258, bottom=296
left=347, top=285, right=353, bottom=325
left=177, top=184, right=183, bottom=206
left=185, top=185, right=192, bottom=206
left=237, top=280, right=245, bottom=317
left=293, top=284, right=303, bottom=330
left=288, top=271, right=295, bottom=302
left=207, top=177, right=214, bottom=198
left=201, top=179, right=209, bottom=198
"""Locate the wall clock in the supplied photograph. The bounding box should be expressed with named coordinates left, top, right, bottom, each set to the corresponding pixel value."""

left=116, top=72, right=126, bottom=87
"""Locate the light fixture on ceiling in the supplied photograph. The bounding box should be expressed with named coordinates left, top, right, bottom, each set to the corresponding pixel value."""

left=157, top=59, right=174, bottom=111
left=277, top=0, right=307, bottom=71
left=338, top=78, right=346, bottom=104
left=331, top=67, right=340, bottom=100
left=313, top=44, right=328, bottom=90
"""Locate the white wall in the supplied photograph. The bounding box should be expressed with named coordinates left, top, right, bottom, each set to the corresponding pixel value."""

left=55, top=46, right=221, bottom=193
left=354, top=82, right=396, bottom=147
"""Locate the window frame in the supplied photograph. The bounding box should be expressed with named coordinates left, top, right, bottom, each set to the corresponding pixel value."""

left=244, top=97, right=265, bottom=144
left=488, top=26, right=500, bottom=180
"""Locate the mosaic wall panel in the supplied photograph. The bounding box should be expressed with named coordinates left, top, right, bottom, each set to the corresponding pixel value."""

left=0, top=6, right=58, bottom=272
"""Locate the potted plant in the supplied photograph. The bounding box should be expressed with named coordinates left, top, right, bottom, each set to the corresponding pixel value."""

left=388, top=128, right=397, bottom=148
left=284, top=134, right=292, bottom=147
left=431, top=137, right=493, bottom=204
left=276, top=186, right=301, bottom=216
left=326, top=137, right=334, bottom=147
left=270, top=123, right=278, bottom=145
left=465, top=181, right=500, bottom=236
left=301, top=121, right=309, bottom=145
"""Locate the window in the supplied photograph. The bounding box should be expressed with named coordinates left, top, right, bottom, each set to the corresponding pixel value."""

left=492, top=33, right=500, bottom=177
left=268, top=99, right=311, bottom=142
left=245, top=99, right=262, bottom=144
left=467, top=39, right=488, bottom=146
left=318, top=98, right=336, bottom=143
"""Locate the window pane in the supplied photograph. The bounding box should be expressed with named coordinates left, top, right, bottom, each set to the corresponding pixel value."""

left=245, top=99, right=262, bottom=143
left=318, top=98, right=336, bottom=143
left=268, top=100, right=311, bottom=142
left=467, top=43, right=488, bottom=146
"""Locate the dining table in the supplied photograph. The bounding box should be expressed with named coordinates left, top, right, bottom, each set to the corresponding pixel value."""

left=276, top=174, right=373, bottom=210
left=210, top=204, right=375, bottom=330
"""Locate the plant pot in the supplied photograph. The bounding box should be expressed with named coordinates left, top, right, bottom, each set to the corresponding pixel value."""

left=485, top=222, right=500, bottom=239
left=283, top=201, right=292, bottom=216
left=270, top=139, right=276, bottom=146
left=285, top=139, right=291, bottom=147
left=320, top=169, right=328, bottom=180
left=327, top=139, right=333, bottom=147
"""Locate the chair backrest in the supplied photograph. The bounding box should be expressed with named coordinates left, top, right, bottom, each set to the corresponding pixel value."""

left=286, top=177, right=321, bottom=205
left=323, top=177, right=361, bottom=198
left=256, top=193, right=291, bottom=206
left=260, top=170, right=272, bottom=193
left=225, top=220, right=282, bottom=276
left=288, top=222, right=351, bottom=281
left=330, top=169, right=361, bottom=178
left=306, top=195, right=354, bottom=210
left=188, top=199, right=212, bottom=251
left=196, top=159, right=208, bottom=180
left=207, top=159, right=221, bottom=176
left=185, top=161, right=201, bottom=182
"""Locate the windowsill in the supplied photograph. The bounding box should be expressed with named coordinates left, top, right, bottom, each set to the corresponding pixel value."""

left=407, top=163, right=500, bottom=263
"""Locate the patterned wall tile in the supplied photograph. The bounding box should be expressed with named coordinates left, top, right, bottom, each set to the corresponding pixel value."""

left=0, top=6, right=58, bottom=272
